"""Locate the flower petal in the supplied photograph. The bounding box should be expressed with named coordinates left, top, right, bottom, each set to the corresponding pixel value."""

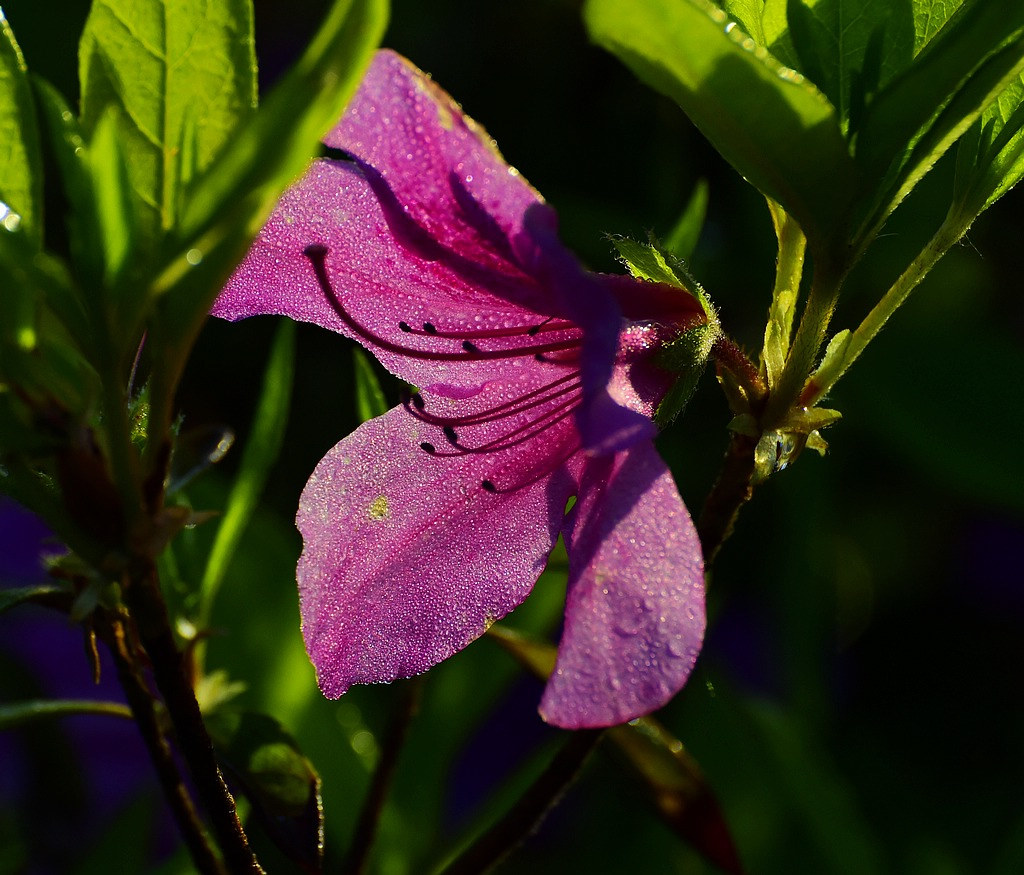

left=328, top=50, right=544, bottom=258
left=539, top=442, right=705, bottom=728
left=297, top=396, right=577, bottom=697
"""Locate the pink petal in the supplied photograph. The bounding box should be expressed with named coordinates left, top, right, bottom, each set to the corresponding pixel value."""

left=328, top=50, right=544, bottom=259
left=213, top=158, right=575, bottom=392
left=539, top=442, right=705, bottom=728
left=297, top=391, right=578, bottom=697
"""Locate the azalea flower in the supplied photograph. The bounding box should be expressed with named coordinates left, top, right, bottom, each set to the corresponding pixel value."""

left=213, top=50, right=707, bottom=728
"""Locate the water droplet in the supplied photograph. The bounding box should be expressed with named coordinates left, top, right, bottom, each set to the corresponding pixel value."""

left=614, top=616, right=640, bottom=636
left=667, top=637, right=689, bottom=659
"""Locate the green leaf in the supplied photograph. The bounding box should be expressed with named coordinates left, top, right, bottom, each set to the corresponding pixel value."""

left=953, top=72, right=1024, bottom=219
left=0, top=583, right=72, bottom=615
left=353, top=347, right=389, bottom=421
left=852, top=1, right=1024, bottom=246
left=586, top=0, right=856, bottom=260
left=145, top=0, right=387, bottom=448
left=609, top=237, right=718, bottom=423
left=655, top=358, right=709, bottom=427
left=805, top=327, right=852, bottom=398
left=206, top=709, right=323, bottom=870
left=663, top=178, right=708, bottom=261
left=761, top=199, right=806, bottom=390
left=610, top=235, right=716, bottom=319
left=31, top=77, right=105, bottom=284
left=78, top=0, right=257, bottom=237
left=724, top=0, right=795, bottom=66
left=199, top=318, right=295, bottom=623
left=0, top=698, right=132, bottom=729
left=762, top=285, right=798, bottom=388
left=911, top=0, right=965, bottom=52
left=785, top=0, right=915, bottom=134
left=0, top=227, right=97, bottom=422
left=0, top=10, right=42, bottom=243
left=84, top=108, right=138, bottom=290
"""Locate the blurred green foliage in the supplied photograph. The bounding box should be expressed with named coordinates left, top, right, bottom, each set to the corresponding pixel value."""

left=1, top=0, right=1022, bottom=873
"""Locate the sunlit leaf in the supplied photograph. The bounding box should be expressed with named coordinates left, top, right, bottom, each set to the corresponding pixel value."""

left=953, top=72, right=1024, bottom=220
left=610, top=235, right=715, bottom=318
left=851, top=1, right=1024, bottom=246
left=0, top=10, right=42, bottom=243
left=785, top=0, right=915, bottom=135
left=723, top=0, right=796, bottom=67
left=84, top=108, right=138, bottom=290
left=146, top=0, right=387, bottom=447
left=911, top=0, right=965, bottom=52
left=803, top=327, right=851, bottom=401
left=587, top=0, right=856, bottom=261
left=78, top=0, right=256, bottom=236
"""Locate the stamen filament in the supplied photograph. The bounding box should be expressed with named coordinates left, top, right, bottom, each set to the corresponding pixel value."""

left=306, top=246, right=583, bottom=362
left=403, top=372, right=582, bottom=428
left=399, top=316, right=577, bottom=341
left=424, top=396, right=580, bottom=457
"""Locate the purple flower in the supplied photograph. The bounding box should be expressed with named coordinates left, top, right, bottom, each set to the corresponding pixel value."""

left=213, top=50, right=706, bottom=728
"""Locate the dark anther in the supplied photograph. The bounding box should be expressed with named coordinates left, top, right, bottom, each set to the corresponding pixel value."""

left=318, top=145, right=358, bottom=162
left=462, top=340, right=480, bottom=353
left=423, top=322, right=437, bottom=334
left=420, top=442, right=436, bottom=454
left=534, top=353, right=547, bottom=362
left=481, top=479, right=497, bottom=493
left=527, top=317, right=555, bottom=336
left=443, top=426, right=458, bottom=444
left=411, top=392, right=425, bottom=411
left=304, top=243, right=328, bottom=260
left=399, top=321, right=413, bottom=332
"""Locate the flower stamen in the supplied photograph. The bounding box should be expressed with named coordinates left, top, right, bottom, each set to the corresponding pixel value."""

left=305, top=245, right=584, bottom=363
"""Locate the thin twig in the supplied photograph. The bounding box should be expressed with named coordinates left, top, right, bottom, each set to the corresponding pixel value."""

left=697, top=432, right=758, bottom=566
left=123, top=568, right=264, bottom=874
left=436, top=729, right=604, bottom=875
left=96, top=610, right=226, bottom=875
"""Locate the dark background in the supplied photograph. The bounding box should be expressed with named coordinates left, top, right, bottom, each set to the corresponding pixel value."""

left=2, top=1, right=1022, bottom=872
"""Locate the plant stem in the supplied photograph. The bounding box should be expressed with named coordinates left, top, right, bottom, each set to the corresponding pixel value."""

left=803, top=213, right=964, bottom=406
left=711, top=335, right=766, bottom=402
left=96, top=610, right=226, bottom=875
left=435, top=730, right=604, bottom=875
left=123, top=568, right=264, bottom=874
left=344, top=677, right=424, bottom=875
left=697, top=431, right=757, bottom=565
left=762, top=263, right=844, bottom=429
